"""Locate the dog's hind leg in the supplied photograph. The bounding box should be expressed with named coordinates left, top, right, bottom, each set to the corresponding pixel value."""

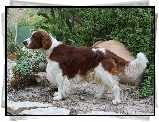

left=98, top=79, right=121, bottom=104
left=104, top=77, right=121, bottom=105
left=95, top=85, right=109, bottom=99
left=95, top=64, right=121, bottom=104
left=111, top=81, right=121, bottom=104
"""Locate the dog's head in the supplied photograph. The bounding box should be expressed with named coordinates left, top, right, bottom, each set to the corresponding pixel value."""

left=23, top=30, right=52, bottom=50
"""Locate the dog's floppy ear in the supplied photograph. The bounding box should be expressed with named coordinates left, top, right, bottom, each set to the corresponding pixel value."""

left=41, top=31, right=52, bottom=50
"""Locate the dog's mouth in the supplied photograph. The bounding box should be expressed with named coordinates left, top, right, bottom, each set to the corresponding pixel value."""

left=23, top=41, right=28, bottom=47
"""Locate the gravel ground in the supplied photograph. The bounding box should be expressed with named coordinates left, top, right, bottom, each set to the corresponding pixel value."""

left=7, top=82, right=154, bottom=115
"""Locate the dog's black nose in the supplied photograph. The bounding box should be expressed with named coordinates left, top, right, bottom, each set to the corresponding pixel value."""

left=23, top=41, right=27, bottom=46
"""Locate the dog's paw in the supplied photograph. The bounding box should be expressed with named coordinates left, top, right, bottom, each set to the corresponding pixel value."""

left=53, top=92, right=59, bottom=97
left=94, top=94, right=102, bottom=99
left=53, top=94, right=63, bottom=101
left=112, top=100, right=121, bottom=105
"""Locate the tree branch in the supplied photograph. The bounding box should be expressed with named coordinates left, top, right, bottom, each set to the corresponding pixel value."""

left=66, top=17, right=72, bottom=32
left=74, top=15, right=84, bottom=26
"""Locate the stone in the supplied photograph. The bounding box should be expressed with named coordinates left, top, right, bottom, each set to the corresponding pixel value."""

left=20, top=107, right=70, bottom=115
left=7, top=100, right=70, bottom=115
left=7, top=59, right=17, bottom=83
left=80, top=96, right=85, bottom=100
left=7, top=101, right=53, bottom=115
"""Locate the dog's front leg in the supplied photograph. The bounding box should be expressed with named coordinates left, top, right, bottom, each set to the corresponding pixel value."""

left=53, top=74, right=70, bottom=100
left=53, top=73, right=64, bottom=100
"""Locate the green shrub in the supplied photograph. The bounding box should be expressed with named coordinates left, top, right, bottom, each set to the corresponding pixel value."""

left=7, top=41, right=23, bottom=58
left=7, top=28, right=15, bottom=42
left=18, top=9, right=44, bottom=27
left=10, top=48, right=47, bottom=89
left=34, top=8, right=154, bottom=98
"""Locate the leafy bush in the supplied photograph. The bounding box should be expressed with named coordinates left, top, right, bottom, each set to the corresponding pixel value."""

left=7, top=28, right=15, bottom=42
left=34, top=8, right=154, bottom=98
left=18, top=9, right=44, bottom=27
left=10, top=48, right=47, bottom=89
left=7, top=41, right=23, bottom=60
left=108, top=8, right=154, bottom=98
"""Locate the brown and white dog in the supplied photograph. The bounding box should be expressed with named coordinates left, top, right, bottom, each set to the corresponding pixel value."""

left=92, top=40, right=145, bottom=86
left=23, top=30, right=148, bottom=104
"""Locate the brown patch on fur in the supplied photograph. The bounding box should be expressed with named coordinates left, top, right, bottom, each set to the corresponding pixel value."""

left=49, top=44, right=129, bottom=79
left=49, top=44, right=99, bottom=78
left=101, top=50, right=129, bottom=75
left=29, top=31, right=52, bottom=50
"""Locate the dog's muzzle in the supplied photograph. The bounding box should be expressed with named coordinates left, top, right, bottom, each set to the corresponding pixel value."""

left=23, top=40, right=28, bottom=46
left=23, top=38, right=31, bottom=48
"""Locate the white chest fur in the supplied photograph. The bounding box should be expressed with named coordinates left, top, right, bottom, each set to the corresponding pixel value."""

left=46, top=59, right=61, bottom=86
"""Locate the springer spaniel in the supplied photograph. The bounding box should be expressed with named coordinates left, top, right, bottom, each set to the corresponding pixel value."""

left=23, top=30, right=148, bottom=104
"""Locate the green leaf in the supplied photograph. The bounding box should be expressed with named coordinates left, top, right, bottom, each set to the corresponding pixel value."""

left=40, top=26, right=50, bottom=31
left=37, top=13, right=51, bottom=21
left=50, top=8, right=55, bottom=18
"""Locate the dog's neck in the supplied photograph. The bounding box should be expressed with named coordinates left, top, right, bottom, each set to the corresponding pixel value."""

left=37, top=35, right=61, bottom=58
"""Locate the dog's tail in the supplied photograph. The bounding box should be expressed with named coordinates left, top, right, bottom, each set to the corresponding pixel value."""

left=125, top=52, right=149, bottom=80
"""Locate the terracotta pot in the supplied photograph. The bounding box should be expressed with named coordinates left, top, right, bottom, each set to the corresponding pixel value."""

left=9, top=54, right=19, bottom=61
